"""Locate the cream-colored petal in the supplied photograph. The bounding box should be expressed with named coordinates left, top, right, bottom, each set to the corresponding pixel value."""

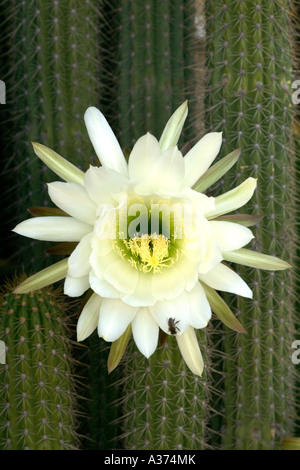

left=84, top=165, right=128, bottom=205
left=132, top=308, right=159, bottom=358
left=209, top=221, right=254, bottom=252
left=151, top=266, right=185, bottom=301
left=89, top=270, right=120, bottom=298
left=64, top=274, right=90, bottom=297
left=90, top=237, right=119, bottom=279
left=77, top=293, right=102, bottom=342
left=135, top=145, right=185, bottom=194
left=205, top=177, right=257, bottom=219
left=84, top=107, right=128, bottom=175
left=188, top=283, right=211, bottom=329
left=128, top=133, right=161, bottom=182
left=175, top=255, right=199, bottom=292
left=183, top=132, right=222, bottom=187
left=150, top=146, right=185, bottom=192
left=68, top=233, right=93, bottom=277
left=199, top=263, right=253, bottom=298
left=181, top=187, right=216, bottom=216
left=13, top=216, right=91, bottom=242
left=98, top=298, right=137, bottom=342
left=198, top=238, right=223, bottom=275
left=103, top=259, right=139, bottom=295
left=150, top=291, right=190, bottom=335
left=176, top=326, right=204, bottom=376
left=48, top=182, right=97, bottom=224
left=122, top=272, right=156, bottom=307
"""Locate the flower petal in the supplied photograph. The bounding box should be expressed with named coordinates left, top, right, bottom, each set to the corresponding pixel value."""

left=128, top=133, right=161, bottom=182
left=103, top=259, right=139, bottom=295
left=150, top=291, right=190, bottom=335
left=199, top=263, right=253, bottom=298
left=134, top=145, right=185, bottom=194
left=205, top=177, right=257, bottom=219
left=122, top=273, right=156, bottom=307
left=77, top=293, right=102, bottom=342
left=183, top=132, right=222, bottom=187
left=176, top=327, right=204, bottom=376
left=64, top=274, right=90, bottom=297
left=209, top=221, right=254, bottom=252
left=13, top=217, right=91, bottom=242
left=188, top=283, right=211, bottom=328
left=84, top=165, right=128, bottom=205
left=151, top=266, right=185, bottom=301
left=89, top=270, right=120, bottom=298
left=98, top=298, right=137, bottom=342
left=68, top=233, right=93, bottom=277
left=132, top=308, right=159, bottom=358
left=84, top=106, right=128, bottom=175
left=149, top=146, right=185, bottom=192
left=48, top=182, right=97, bottom=224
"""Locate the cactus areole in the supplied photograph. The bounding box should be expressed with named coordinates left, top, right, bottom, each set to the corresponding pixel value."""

left=12, top=102, right=290, bottom=376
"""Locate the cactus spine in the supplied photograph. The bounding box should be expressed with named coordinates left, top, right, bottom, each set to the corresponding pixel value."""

left=205, top=0, right=297, bottom=449
left=0, top=279, right=78, bottom=449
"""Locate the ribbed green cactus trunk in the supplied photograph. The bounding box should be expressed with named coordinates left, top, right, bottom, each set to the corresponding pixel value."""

left=77, top=332, right=122, bottom=450
left=4, top=0, right=102, bottom=272
left=0, top=280, right=78, bottom=449
left=205, top=0, right=297, bottom=449
left=112, top=0, right=195, bottom=147
left=121, top=332, right=211, bottom=450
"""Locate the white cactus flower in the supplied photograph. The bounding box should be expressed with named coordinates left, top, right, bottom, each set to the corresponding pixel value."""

left=12, top=102, right=291, bottom=376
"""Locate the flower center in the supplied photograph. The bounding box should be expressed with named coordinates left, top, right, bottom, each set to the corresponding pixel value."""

left=109, top=196, right=187, bottom=273
left=113, top=232, right=183, bottom=273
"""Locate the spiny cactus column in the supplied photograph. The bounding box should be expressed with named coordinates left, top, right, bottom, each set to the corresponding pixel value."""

left=205, top=0, right=297, bottom=449
left=0, top=279, right=78, bottom=450
left=110, top=0, right=196, bottom=148
left=120, top=332, right=211, bottom=450
left=3, top=0, right=102, bottom=272
left=77, top=333, right=122, bottom=450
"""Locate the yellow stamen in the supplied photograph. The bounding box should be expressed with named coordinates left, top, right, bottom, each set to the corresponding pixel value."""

left=124, top=233, right=171, bottom=273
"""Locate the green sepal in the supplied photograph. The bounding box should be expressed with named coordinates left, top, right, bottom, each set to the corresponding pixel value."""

left=212, top=213, right=265, bottom=227
left=46, top=242, right=78, bottom=255
left=27, top=206, right=69, bottom=217
left=282, top=438, right=300, bottom=450
left=200, top=282, right=247, bottom=333
left=32, top=142, right=85, bottom=185
left=193, top=148, right=241, bottom=193
left=108, top=325, right=132, bottom=374
left=13, top=258, right=69, bottom=294
left=159, top=100, right=188, bottom=152
left=223, top=248, right=292, bottom=271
